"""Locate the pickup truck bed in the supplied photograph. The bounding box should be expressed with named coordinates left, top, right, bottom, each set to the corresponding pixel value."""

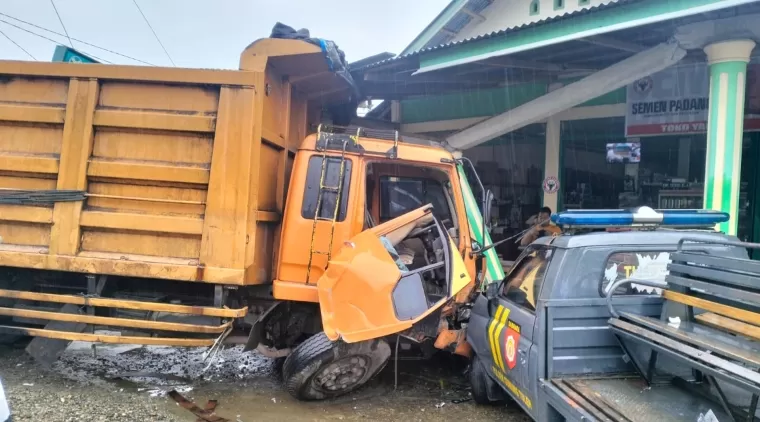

left=548, top=377, right=730, bottom=421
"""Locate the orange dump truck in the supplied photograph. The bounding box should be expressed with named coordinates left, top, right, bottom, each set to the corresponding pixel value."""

left=0, top=36, right=499, bottom=400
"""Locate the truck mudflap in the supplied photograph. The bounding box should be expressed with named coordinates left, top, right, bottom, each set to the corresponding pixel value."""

left=317, top=206, right=471, bottom=343
left=0, top=288, right=247, bottom=347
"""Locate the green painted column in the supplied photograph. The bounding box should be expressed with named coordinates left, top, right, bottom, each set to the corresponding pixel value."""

left=703, top=40, right=756, bottom=235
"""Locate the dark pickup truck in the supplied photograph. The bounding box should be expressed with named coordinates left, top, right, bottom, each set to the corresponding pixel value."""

left=467, top=212, right=760, bottom=421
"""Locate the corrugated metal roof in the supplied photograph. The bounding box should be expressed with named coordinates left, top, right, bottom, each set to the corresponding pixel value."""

left=354, top=0, right=641, bottom=72
left=425, top=0, right=493, bottom=48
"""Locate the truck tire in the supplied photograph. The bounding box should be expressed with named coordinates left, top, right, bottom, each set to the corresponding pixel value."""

left=282, top=332, right=391, bottom=401
left=470, top=354, right=506, bottom=405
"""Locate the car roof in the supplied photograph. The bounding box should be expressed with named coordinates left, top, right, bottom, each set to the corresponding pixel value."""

left=535, top=229, right=738, bottom=249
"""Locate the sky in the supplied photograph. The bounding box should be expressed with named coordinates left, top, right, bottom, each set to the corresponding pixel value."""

left=0, top=0, right=449, bottom=68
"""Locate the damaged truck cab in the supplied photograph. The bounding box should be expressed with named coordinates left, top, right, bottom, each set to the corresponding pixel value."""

left=0, top=35, right=500, bottom=400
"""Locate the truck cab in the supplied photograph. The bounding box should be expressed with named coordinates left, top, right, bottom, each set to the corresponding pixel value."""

left=0, top=34, right=503, bottom=402
left=467, top=208, right=760, bottom=421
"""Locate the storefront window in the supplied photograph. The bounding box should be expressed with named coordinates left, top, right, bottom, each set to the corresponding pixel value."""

left=463, top=123, right=546, bottom=260
left=561, top=117, right=708, bottom=211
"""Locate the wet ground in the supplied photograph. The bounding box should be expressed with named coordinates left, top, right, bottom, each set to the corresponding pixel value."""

left=0, top=338, right=530, bottom=422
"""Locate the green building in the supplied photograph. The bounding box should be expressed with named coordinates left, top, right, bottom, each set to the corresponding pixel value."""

left=355, top=0, right=760, bottom=251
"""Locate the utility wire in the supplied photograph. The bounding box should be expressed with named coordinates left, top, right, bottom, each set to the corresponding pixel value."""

left=0, top=19, right=112, bottom=64
left=49, top=0, right=73, bottom=48
left=0, top=12, right=156, bottom=66
left=0, top=26, right=36, bottom=60
left=131, top=0, right=175, bottom=66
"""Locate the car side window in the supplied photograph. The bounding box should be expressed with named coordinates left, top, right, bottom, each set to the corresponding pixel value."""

left=500, top=246, right=553, bottom=312
left=301, top=156, right=352, bottom=221
left=600, top=251, right=671, bottom=296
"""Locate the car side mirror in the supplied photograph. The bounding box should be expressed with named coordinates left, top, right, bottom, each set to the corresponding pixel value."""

left=484, top=282, right=499, bottom=316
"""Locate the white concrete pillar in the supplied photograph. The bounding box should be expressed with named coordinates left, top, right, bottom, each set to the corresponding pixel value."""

left=391, top=101, right=402, bottom=123
left=542, top=116, right=561, bottom=211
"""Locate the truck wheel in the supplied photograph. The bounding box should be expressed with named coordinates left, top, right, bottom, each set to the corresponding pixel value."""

left=282, top=332, right=391, bottom=401
left=470, top=354, right=506, bottom=405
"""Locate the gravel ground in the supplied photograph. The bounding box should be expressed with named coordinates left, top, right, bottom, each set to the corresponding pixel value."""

left=0, top=338, right=530, bottom=422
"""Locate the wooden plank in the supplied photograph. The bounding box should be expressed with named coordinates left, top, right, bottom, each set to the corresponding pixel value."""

left=0, top=60, right=255, bottom=86
left=0, top=205, right=53, bottom=224
left=696, top=312, right=760, bottom=342
left=200, top=85, right=258, bottom=269
left=80, top=210, right=204, bottom=235
left=609, top=319, right=760, bottom=387
left=0, top=104, right=65, bottom=124
left=668, top=263, right=760, bottom=291
left=620, top=312, right=760, bottom=366
left=670, top=252, right=760, bottom=276
left=49, top=78, right=99, bottom=255
left=1, top=325, right=216, bottom=347
left=0, top=247, right=246, bottom=284
left=665, top=274, right=760, bottom=307
left=0, top=155, right=59, bottom=174
left=0, top=306, right=231, bottom=333
left=93, top=109, right=215, bottom=133
left=662, top=290, right=760, bottom=327
left=0, top=289, right=247, bottom=317
left=87, top=160, right=209, bottom=184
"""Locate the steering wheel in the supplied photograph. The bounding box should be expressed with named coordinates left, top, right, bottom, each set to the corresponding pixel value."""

left=409, top=223, right=436, bottom=238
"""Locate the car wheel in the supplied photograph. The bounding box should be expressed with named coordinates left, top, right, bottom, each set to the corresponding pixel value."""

left=470, top=354, right=507, bottom=405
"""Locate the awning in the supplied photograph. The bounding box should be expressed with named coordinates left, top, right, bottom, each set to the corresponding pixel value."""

left=445, top=13, right=760, bottom=150
left=416, top=0, right=760, bottom=75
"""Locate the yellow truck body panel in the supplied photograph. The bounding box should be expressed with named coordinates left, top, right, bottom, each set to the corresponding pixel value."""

left=0, top=38, right=353, bottom=286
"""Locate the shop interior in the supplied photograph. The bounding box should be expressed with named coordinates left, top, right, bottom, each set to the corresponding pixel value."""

left=463, top=118, right=760, bottom=261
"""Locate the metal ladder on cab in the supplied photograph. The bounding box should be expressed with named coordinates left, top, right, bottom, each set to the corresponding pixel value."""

left=305, top=125, right=351, bottom=284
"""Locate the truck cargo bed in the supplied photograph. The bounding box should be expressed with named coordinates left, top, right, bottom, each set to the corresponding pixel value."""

left=0, top=38, right=351, bottom=285
left=551, top=377, right=731, bottom=422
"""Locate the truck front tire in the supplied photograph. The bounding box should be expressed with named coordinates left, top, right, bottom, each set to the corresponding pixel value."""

left=282, top=332, right=391, bottom=401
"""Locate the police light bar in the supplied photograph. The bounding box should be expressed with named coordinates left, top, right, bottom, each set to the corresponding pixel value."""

left=550, top=206, right=729, bottom=228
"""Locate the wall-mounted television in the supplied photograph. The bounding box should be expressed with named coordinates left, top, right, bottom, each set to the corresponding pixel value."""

left=606, top=142, right=641, bottom=164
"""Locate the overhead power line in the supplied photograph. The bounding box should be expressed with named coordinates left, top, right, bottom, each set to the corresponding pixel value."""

left=0, top=27, right=36, bottom=60
left=0, top=13, right=156, bottom=65
left=49, top=0, right=73, bottom=48
left=131, top=0, right=175, bottom=66
left=0, top=19, right=112, bottom=64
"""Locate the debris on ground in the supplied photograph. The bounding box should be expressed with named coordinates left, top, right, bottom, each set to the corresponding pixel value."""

left=169, top=390, right=228, bottom=422
left=0, top=344, right=530, bottom=421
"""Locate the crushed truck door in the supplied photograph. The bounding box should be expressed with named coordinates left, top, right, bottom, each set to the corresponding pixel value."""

left=317, top=204, right=471, bottom=343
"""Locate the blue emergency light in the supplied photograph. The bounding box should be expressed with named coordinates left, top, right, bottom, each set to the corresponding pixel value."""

left=551, top=206, right=729, bottom=228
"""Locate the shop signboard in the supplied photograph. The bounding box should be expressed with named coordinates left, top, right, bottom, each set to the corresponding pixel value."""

left=626, top=62, right=760, bottom=137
